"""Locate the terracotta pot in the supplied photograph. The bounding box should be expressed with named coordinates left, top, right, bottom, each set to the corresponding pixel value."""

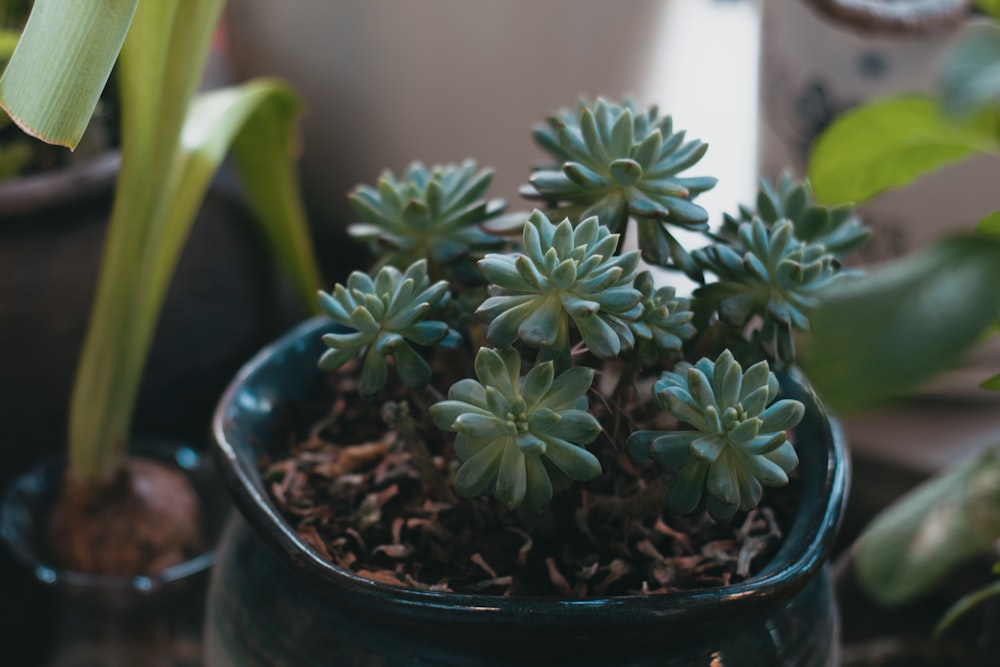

left=206, top=317, right=850, bottom=667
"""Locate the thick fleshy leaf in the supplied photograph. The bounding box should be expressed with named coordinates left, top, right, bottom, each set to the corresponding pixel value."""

left=801, top=235, right=1000, bottom=411
left=429, top=400, right=490, bottom=430
left=545, top=410, right=601, bottom=443
left=455, top=440, right=505, bottom=497
left=495, top=441, right=528, bottom=509
left=453, top=413, right=507, bottom=440
left=521, top=455, right=555, bottom=511
left=542, top=438, right=602, bottom=481
left=808, top=96, right=1000, bottom=205
left=390, top=341, right=432, bottom=389
left=667, top=462, right=708, bottom=515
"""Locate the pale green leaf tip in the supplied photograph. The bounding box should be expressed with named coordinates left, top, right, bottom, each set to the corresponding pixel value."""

left=0, top=96, right=78, bottom=150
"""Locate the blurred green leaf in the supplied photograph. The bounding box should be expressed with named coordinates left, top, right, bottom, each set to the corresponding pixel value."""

left=0, top=27, right=17, bottom=61
left=939, top=25, right=1000, bottom=117
left=936, top=579, right=1000, bottom=638
left=0, top=0, right=137, bottom=149
left=800, top=234, right=1000, bottom=412
left=854, top=446, right=1000, bottom=607
left=982, top=372, right=1000, bottom=390
left=978, top=210, right=1000, bottom=238
left=808, top=96, right=1000, bottom=205
left=977, top=0, right=1000, bottom=19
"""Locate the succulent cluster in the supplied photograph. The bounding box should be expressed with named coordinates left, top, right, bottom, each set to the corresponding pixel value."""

left=316, top=97, right=865, bottom=520
left=525, top=98, right=717, bottom=277
left=429, top=347, right=601, bottom=510
left=693, top=219, right=847, bottom=363
left=476, top=210, right=642, bottom=364
left=317, top=260, right=460, bottom=397
left=720, top=172, right=871, bottom=258
left=626, top=350, right=803, bottom=521
left=348, top=161, right=506, bottom=269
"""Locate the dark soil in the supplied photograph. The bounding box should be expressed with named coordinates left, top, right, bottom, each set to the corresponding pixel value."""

left=48, top=458, right=203, bottom=576
left=261, top=356, right=799, bottom=598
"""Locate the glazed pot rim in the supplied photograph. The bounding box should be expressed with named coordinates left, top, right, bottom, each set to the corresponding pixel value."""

left=212, top=316, right=849, bottom=629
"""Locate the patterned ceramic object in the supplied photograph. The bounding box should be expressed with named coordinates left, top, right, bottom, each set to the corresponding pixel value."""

left=206, top=317, right=849, bottom=667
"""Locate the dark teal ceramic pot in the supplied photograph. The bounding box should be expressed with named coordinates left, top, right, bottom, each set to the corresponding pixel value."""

left=207, top=317, right=850, bottom=667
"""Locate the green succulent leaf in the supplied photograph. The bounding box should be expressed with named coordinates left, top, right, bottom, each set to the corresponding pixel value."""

left=317, top=259, right=458, bottom=396
left=348, top=160, right=506, bottom=269
left=525, top=98, right=716, bottom=276
left=808, top=95, right=1000, bottom=205
left=477, top=210, right=642, bottom=365
left=626, top=350, right=803, bottom=522
left=801, top=234, right=1000, bottom=412
left=430, top=347, right=602, bottom=510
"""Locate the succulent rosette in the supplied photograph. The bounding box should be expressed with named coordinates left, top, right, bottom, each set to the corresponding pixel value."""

left=317, top=259, right=461, bottom=396
left=719, top=172, right=870, bottom=258
left=348, top=160, right=506, bottom=268
left=626, top=350, right=804, bottom=522
left=693, top=218, right=847, bottom=364
left=629, top=270, right=697, bottom=368
left=524, top=98, right=717, bottom=277
left=475, top=210, right=642, bottom=363
left=430, top=347, right=602, bottom=510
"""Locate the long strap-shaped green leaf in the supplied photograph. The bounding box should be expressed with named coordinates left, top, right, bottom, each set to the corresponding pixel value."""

left=0, top=0, right=137, bottom=148
left=68, top=0, right=321, bottom=480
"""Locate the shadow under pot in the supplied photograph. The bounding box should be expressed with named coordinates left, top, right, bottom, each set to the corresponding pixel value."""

left=206, top=317, right=850, bottom=667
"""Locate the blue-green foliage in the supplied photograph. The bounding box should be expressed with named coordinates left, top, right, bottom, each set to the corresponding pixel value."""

left=526, top=97, right=716, bottom=277
left=348, top=160, right=506, bottom=268
left=627, top=350, right=804, bottom=521
left=430, top=347, right=602, bottom=510
left=317, top=260, right=460, bottom=397
left=693, top=219, right=848, bottom=364
left=476, top=210, right=642, bottom=363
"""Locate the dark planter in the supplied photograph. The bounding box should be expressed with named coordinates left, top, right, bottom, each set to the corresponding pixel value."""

left=0, top=152, right=304, bottom=493
left=0, top=439, right=231, bottom=666
left=207, top=317, right=850, bottom=667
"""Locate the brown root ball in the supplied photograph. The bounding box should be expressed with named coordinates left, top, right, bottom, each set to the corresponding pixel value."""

left=48, top=458, right=203, bottom=576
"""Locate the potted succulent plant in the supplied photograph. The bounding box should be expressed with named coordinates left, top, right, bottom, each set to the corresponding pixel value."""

left=0, top=0, right=322, bottom=663
left=207, top=98, right=858, bottom=666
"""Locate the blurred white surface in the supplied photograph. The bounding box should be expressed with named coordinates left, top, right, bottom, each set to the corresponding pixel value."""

left=225, top=0, right=763, bottom=229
